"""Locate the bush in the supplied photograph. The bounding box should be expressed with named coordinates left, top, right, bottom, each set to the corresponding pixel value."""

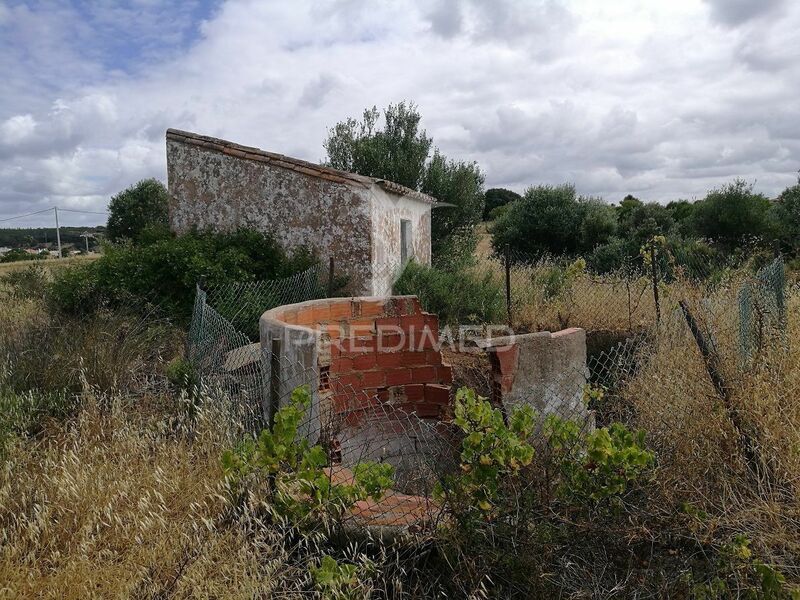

left=106, top=178, right=170, bottom=244
left=436, top=388, right=657, bottom=596
left=483, top=188, right=521, bottom=221
left=48, top=229, right=316, bottom=322
left=587, top=237, right=636, bottom=274
left=692, top=179, right=773, bottom=250
left=0, top=264, right=49, bottom=299
left=0, top=248, right=40, bottom=263
left=222, top=386, right=393, bottom=528
left=393, top=260, right=503, bottom=325
left=492, top=184, right=583, bottom=258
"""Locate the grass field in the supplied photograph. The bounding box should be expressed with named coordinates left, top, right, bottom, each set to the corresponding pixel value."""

left=0, top=254, right=100, bottom=276
left=1, top=249, right=800, bottom=597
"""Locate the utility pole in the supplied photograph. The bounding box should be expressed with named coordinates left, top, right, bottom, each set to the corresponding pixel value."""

left=54, top=206, right=62, bottom=258
left=80, top=232, right=90, bottom=253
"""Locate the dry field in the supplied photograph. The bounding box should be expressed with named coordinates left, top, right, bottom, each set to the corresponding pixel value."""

left=2, top=256, right=800, bottom=597
left=0, top=254, right=100, bottom=276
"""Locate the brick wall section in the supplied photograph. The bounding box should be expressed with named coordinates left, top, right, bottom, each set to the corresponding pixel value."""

left=263, top=295, right=453, bottom=426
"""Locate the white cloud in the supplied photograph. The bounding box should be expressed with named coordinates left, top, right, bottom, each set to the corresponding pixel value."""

left=1, top=0, right=799, bottom=226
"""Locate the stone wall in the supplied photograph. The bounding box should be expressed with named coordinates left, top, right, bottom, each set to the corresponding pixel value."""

left=167, top=131, right=374, bottom=294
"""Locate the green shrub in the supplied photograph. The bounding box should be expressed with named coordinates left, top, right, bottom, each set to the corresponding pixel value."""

left=543, top=415, right=654, bottom=507
left=310, top=555, right=370, bottom=599
left=221, top=386, right=394, bottom=527
left=47, top=262, right=102, bottom=314
left=393, top=260, right=503, bottom=324
left=48, top=229, right=316, bottom=323
left=0, top=248, right=40, bottom=263
left=437, top=388, right=535, bottom=517
left=166, top=356, right=198, bottom=391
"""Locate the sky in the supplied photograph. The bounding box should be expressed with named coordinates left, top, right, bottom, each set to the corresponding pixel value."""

left=1, top=0, right=799, bottom=228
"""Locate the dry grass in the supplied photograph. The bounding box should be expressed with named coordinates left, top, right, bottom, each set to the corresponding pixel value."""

left=617, top=282, right=800, bottom=584
left=0, top=390, right=305, bottom=598
left=0, top=254, right=99, bottom=276
left=2, top=252, right=800, bottom=596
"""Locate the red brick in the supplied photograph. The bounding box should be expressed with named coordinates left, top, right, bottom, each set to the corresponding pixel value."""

left=399, top=315, right=426, bottom=333
left=295, top=308, right=314, bottom=326
left=492, top=345, right=519, bottom=377
left=375, top=316, right=401, bottom=329
left=348, top=319, right=376, bottom=333
left=312, top=304, right=331, bottom=323
left=436, top=365, right=453, bottom=383
left=361, top=370, right=386, bottom=388
left=332, top=374, right=359, bottom=391
left=377, top=332, right=405, bottom=352
left=361, top=300, right=386, bottom=318
left=405, top=297, right=423, bottom=314
left=324, top=325, right=342, bottom=339
left=400, top=351, right=427, bottom=367
left=376, top=351, right=402, bottom=368
left=425, top=351, right=443, bottom=366
left=386, top=369, right=413, bottom=386
left=352, top=353, right=377, bottom=370
left=403, top=383, right=425, bottom=402
left=415, top=326, right=439, bottom=350
left=414, top=403, right=442, bottom=418
left=425, top=383, right=451, bottom=405
left=342, top=336, right=375, bottom=354
left=331, top=357, right=353, bottom=373
left=329, top=302, right=352, bottom=320
left=411, top=365, right=437, bottom=383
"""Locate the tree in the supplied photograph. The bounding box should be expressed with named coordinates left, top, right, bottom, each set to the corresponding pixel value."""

left=421, top=150, right=485, bottom=266
left=106, top=179, right=170, bottom=244
left=619, top=202, right=675, bottom=246
left=484, top=188, right=521, bottom=221
left=491, top=184, right=584, bottom=257
left=578, top=198, right=618, bottom=250
left=771, top=181, right=800, bottom=255
left=324, top=102, right=484, bottom=264
left=692, top=179, right=772, bottom=250
left=666, top=199, right=696, bottom=236
left=323, top=102, right=432, bottom=190
left=616, top=195, right=642, bottom=224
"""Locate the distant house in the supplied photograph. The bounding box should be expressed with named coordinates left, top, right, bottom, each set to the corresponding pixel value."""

left=0, top=247, right=10, bottom=256
left=166, top=129, right=440, bottom=295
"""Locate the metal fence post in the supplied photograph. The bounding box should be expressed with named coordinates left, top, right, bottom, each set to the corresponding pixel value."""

left=327, top=256, right=335, bottom=298
left=505, top=246, right=512, bottom=328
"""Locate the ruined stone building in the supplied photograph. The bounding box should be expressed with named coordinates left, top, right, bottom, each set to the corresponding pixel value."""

left=166, top=129, right=439, bottom=295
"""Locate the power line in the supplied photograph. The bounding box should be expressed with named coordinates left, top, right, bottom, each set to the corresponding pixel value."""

left=0, top=206, right=108, bottom=258
left=0, top=207, right=57, bottom=223
left=0, top=206, right=108, bottom=223
left=58, top=208, right=109, bottom=215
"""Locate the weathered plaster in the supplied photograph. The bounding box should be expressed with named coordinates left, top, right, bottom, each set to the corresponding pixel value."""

left=482, top=328, right=594, bottom=427
left=368, top=186, right=432, bottom=296
left=167, top=131, right=435, bottom=296
left=167, top=138, right=374, bottom=294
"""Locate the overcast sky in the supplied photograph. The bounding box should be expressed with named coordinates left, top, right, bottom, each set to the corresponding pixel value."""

left=1, top=0, right=799, bottom=227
